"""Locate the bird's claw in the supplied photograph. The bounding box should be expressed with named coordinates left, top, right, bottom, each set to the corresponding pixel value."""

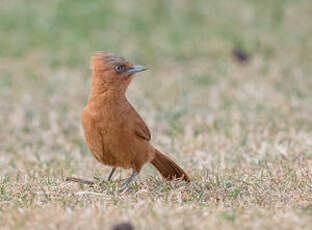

left=118, top=171, right=138, bottom=193
left=119, top=184, right=130, bottom=193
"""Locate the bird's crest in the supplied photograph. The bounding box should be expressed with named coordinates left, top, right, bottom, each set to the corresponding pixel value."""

left=90, top=51, right=126, bottom=70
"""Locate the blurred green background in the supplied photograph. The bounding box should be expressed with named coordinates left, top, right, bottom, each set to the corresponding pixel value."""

left=1, top=0, right=311, bottom=67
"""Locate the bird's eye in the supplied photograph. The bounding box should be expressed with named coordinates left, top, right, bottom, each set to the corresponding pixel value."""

left=114, top=65, right=123, bottom=73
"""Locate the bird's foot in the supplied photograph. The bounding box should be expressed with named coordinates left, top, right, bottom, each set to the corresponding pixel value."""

left=119, top=171, right=138, bottom=193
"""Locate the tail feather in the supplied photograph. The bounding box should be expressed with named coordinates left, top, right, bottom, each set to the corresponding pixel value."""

left=151, top=149, right=190, bottom=182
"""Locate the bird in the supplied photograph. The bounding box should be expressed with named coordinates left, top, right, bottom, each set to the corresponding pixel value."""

left=80, top=51, right=190, bottom=192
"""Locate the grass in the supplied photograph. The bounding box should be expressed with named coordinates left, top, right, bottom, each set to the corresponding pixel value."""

left=1, top=0, right=312, bottom=229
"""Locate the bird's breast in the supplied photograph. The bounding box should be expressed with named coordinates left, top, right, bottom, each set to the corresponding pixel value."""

left=81, top=105, right=134, bottom=168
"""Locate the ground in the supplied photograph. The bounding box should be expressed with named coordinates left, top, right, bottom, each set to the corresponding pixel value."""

left=0, top=0, right=312, bottom=229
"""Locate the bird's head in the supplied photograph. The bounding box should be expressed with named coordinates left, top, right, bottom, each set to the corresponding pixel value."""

left=90, top=52, right=148, bottom=93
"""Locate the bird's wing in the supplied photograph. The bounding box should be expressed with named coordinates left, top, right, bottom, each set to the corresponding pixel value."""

left=128, top=103, right=151, bottom=141
left=134, top=115, right=151, bottom=141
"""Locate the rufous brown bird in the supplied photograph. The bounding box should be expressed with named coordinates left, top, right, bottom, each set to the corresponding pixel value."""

left=81, top=51, right=190, bottom=192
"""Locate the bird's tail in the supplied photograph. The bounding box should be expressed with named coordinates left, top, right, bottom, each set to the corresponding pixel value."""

left=151, top=149, right=190, bottom=182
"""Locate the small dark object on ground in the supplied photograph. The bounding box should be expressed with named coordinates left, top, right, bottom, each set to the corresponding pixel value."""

left=232, top=47, right=250, bottom=63
left=111, top=222, right=134, bottom=230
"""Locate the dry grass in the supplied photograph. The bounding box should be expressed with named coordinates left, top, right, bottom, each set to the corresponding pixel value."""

left=1, top=0, right=312, bottom=229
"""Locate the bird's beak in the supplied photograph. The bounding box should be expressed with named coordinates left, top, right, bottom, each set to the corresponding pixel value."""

left=127, top=65, right=148, bottom=74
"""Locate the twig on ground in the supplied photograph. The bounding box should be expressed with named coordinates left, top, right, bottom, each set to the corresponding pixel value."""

left=65, top=177, right=95, bottom=185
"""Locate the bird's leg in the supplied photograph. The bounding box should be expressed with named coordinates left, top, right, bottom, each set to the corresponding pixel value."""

left=106, top=167, right=116, bottom=181
left=119, top=171, right=138, bottom=193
